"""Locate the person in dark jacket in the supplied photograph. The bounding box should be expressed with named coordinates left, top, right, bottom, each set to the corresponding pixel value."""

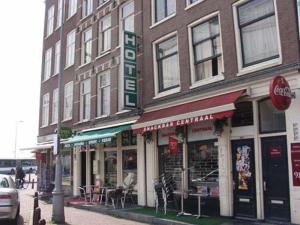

left=15, top=165, right=25, bottom=188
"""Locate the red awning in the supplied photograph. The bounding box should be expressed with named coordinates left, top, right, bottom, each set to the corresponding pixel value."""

left=133, top=90, right=245, bottom=133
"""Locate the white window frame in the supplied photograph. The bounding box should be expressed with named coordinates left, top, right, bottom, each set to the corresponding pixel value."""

left=233, top=0, right=282, bottom=76
left=98, top=15, right=111, bottom=55
left=52, top=88, right=59, bottom=124
left=185, top=0, right=206, bottom=10
left=54, top=41, right=61, bottom=75
left=66, top=29, right=76, bottom=68
left=56, top=0, right=63, bottom=28
left=80, top=79, right=91, bottom=121
left=97, top=71, right=111, bottom=117
left=44, top=48, right=52, bottom=81
left=68, top=0, right=77, bottom=19
left=42, top=93, right=50, bottom=127
left=151, top=0, right=176, bottom=27
left=188, top=12, right=225, bottom=89
left=98, top=0, right=110, bottom=8
left=82, top=0, right=93, bottom=18
left=152, top=31, right=181, bottom=99
left=47, top=5, right=55, bottom=36
left=64, top=81, right=73, bottom=121
left=119, top=0, right=135, bottom=40
left=81, top=28, right=93, bottom=65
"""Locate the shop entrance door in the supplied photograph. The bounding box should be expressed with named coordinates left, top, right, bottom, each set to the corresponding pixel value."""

left=81, top=151, right=86, bottom=186
left=261, top=136, right=290, bottom=222
left=232, top=139, right=256, bottom=218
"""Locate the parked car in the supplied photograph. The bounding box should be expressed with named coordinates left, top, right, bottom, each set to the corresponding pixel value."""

left=0, top=175, right=20, bottom=225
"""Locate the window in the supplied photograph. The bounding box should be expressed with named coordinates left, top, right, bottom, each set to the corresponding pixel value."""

left=81, top=28, right=92, bottom=64
left=66, top=30, right=76, bottom=67
left=99, top=0, right=109, bottom=6
left=121, top=131, right=136, bottom=146
left=232, top=102, right=254, bottom=127
left=99, top=15, right=111, bottom=54
left=97, top=72, right=110, bottom=116
left=237, top=0, right=279, bottom=67
left=54, top=41, right=61, bottom=75
left=297, top=0, right=300, bottom=38
left=191, top=16, right=222, bottom=82
left=47, top=5, right=55, bottom=36
left=42, top=93, right=50, bottom=127
left=52, top=88, right=58, bottom=124
left=68, top=0, right=77, bottom=18
left=57, top=0, right=63, bottom=28
left=188, top=0, right=200, bottom=4
left=64, top=81, right=73, bottom=120
left=121, top=1, right=134, bottom=32
left=62, top=151, right=71, bottom=185
left=259, top=98, right=286, bottom=133
left=82, top=0, right=93, bottom=18
left=122, top=150, right=137, bottom=186
left=104, top=151, right=117, bottom=186
left=80, top=79, right=91, bottom=121
left=155, top=35, right=180, bottom=93
left=44, top=48, right=52, bottom=81
left=153, top=0, right=176, bottom=23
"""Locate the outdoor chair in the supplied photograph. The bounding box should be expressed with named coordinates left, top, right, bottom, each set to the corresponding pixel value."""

left=78, top=186, right=91, bottom=203
left=91, top=186, right=105, bottom=204
left=110, top=187, right=124, bottom=209
left=120, top=172, right=136, bottom=208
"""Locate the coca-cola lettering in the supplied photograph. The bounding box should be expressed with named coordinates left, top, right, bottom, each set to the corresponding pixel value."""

left=269, top=76, right=292, bottom=111
left=273, top=85, right=292, bottom=98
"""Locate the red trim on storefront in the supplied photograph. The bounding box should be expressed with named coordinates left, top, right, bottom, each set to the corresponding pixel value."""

left=134, top=90, right=245, bottom=133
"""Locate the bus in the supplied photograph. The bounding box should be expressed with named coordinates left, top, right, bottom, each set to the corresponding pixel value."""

left=0, top=159, right=37, bottom=175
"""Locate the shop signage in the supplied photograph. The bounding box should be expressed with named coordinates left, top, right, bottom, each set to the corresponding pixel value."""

left=123, top=31, right=137, bottom=108
left=142, top=114, right=214, bottom=132
left=269, top=76, right=292, bottom=111
left=269, top=146, right=282, bottom=158
left=36, top=152, right=42, bottom=161
left=64, top=137, right=112, bottom=148
left=168, top=136, right=178, bottom=154
left=188, top=121, right=215, bottom=142
left=291, top=143, right=300, bottom=186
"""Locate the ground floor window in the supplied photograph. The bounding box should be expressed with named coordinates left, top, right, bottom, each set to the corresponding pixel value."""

left=62, top=150, right=71, bottom=185
left=122, top=149, right=137, bottom=188
left=104, top=151, right=117, bottom=186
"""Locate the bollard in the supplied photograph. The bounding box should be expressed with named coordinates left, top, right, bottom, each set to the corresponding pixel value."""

left=38, top=219, right=46, bottom=225
left=34, top=197, right=39, bottom=210
left=32, top=178, right=35, bottom=189
left=33, top=207, right=41, bottom=225
left=34, top=191, right=38, bottom=198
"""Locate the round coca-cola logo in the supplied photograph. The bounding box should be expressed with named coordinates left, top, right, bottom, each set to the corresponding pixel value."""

left=269, top=76, right=292, bottom=111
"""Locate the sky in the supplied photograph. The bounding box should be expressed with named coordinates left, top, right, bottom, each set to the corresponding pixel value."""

left=0, top=0, right=45, bottom=159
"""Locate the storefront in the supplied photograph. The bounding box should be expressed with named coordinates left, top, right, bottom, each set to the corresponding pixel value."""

left=133, top=73, right=300, bottom=224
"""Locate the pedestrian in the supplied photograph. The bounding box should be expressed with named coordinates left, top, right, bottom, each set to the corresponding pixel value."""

left=16, top=165, right=25, bottom=188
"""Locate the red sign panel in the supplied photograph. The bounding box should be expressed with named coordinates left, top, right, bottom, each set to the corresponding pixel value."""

left=269, top=146, right=282, bottom=158
left=291, top=143, right=300, bottom=186
left=269, top=76, right=292, bottom=111
left=168, top=136, right=178, bottom=154
left=36, top=152, right=42, bottom=161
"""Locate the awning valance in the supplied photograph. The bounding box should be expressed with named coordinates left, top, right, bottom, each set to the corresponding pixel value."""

left=132, top=90, right=245, bottom=133
left=64, top=124, right=131, bottom=148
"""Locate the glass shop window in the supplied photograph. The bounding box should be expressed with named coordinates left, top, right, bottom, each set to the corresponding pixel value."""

left=104, top=151, right=117, bottom=187
left=62, top=151, right=71, bottom=186
left=122, top=150, right=137, bottom=188
left=188, top=140, right=219, bottom=197
left=122, top=130, right=137, bottom=146
left=158, top=144, right=183, bottom=190
left=104, top=137, right=117, bottom=148
left=259, top=98, right=286, bottom=133
left=232, top=101, right=254, bottom=127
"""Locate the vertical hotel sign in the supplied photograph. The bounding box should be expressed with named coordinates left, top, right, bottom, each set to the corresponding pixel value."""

left=123, top=31, right=137, bottom=108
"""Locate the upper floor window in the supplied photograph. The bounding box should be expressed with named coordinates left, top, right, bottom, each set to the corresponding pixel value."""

left=56, top=0, right=63, bottom=28
left=153, top=0, right=176, bottom=24
left=82, top=0, right=93, bottom=18
left=97, top=72, right=111, bottom=117
left=68, top=0, right=77, bottom=18
left=54, top=41, right=61, bottom=75
left=188, top=0, right=201, bottom=4
left=236, top=0, right=279, bottom=67
left=297, top=0, right=300, bottom=38
left=154, top=35, right=180, bottom=93
left=81, top=28, right=92, bottom=64
left=99, top=15, right=111, bottom=54
left=80, top=79, right=91, bottom=121
left=121, top=1, right=134, bottom=32
left=44, top=48, right=52, bottom=81
left=64, top=81, right=73, bottom=120
left=47, top=5, right=55, bottom=36
left=66, top=29, right=76, bottom=67
left=99, top=0, right=109, bottom=6
left=190, top=16, right=223, bottom=83
left=42, top=93, right=50, bottom=127
left=52, top=88, right=59, bottom=124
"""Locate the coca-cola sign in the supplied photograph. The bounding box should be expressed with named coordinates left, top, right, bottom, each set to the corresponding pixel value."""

left=269, top=76, right=292, bottom=111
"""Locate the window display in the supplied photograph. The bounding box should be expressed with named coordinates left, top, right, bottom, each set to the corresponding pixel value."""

left=104, top=151, right=117, bottom=186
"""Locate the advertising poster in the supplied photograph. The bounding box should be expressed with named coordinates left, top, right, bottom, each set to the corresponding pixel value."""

left=236, top=145, right=252, bottom=190
left=291, top=143, right=300, bottom=186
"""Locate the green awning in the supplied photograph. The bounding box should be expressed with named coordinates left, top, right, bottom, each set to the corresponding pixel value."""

left=64, top=124, right=131, bottom=148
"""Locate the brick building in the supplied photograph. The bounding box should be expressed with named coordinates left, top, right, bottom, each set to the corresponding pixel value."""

left=37, top=0, right=300, bottom=224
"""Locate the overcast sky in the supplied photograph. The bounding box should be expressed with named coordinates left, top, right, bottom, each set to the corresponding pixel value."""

left=0, top=0, right=45, bottom=159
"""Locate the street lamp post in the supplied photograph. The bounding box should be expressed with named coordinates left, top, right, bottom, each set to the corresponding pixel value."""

left=14, top=120, right=24, bottom=160
left=52, top=0, right=65, bottom=222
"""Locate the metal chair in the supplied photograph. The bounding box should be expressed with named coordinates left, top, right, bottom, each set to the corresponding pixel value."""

left=110, top=187, right=124, bottom=209
left=78, top=186, right=91, bottom=203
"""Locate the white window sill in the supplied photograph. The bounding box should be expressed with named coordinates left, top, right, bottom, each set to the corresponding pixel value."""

left=42, top=77, right=51, bottom=83
left=116, top=110, right=130, bottom=115
left=80, top=13, right=93, bottom=22
left=237, top=58, right=282, bottom=77
left=185, top=0, right=206, bottom=11
left=75, top=119, right=90, bottom=125
left=95, top=115, right=109, bottom=119
left=96, top=50, right=111, bottom=60
left=50, top=122, right=58, bottom=126
left=97, top=1, right=110, bottom=10
left=153, top=87, right=181, bottom=99
left=44, top=32, right=53, bottom=40
left=66, top=13, right=76, bottom=21
left=40, top=125, right=49, bottom=128
left=190, top=74, right=224, bottom=89
left=52, top=73, right=58, bottom=77
left=78, top=62, right=92, bottom=69
left=150, top=14, right=176, bottom=29
left=64, top=64, right=74, bottom=70
left=62, top=118, right=72, bottom=122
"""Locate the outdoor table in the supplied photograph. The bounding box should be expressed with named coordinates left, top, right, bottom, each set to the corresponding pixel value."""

left=189, top=192, right=206, bottom=218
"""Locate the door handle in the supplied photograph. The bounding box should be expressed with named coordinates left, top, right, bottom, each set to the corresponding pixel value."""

left=263, top=181, right=266, bottom=191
